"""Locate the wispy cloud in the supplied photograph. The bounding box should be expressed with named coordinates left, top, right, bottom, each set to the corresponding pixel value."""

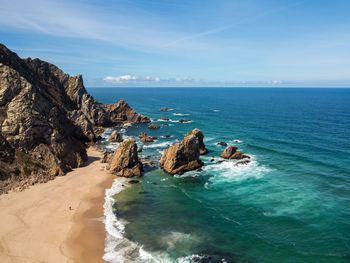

left=104, top=75, right=194, bottom=84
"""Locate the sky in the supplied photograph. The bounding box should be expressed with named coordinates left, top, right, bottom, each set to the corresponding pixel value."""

left=0, top=0, right=349, bottom=87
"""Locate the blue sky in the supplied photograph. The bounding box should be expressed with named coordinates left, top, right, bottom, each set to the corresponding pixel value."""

left=0, top=0, right=349, bottom=87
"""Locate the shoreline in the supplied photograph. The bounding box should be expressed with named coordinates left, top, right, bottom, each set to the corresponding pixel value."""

left=0, top=147, right=114, bottom=263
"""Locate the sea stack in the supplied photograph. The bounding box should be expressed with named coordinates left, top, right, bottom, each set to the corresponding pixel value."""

left=160, top=128, right=205, bottom=175
left=139, top=132, right=154, bottom=142
left=220, top=146, right=250, bottom=160
left=109, top=139, right=143, bottom=177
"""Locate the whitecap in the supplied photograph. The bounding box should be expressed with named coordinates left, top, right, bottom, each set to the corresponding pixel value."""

left=173, top=113, right=191, bottom=116
left=213, top=109, right=221, bottom=112
left=206, top=157, right=272, bottom=184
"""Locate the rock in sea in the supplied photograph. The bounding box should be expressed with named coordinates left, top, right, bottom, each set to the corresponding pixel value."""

left=109, top=139, right=143, bottom=177
left=220, top=146, right=250, bottom=160
left=139, top=132, right=154, bottom=142
left=148, top=124, right=160, bottom=129
left=160, top=128, right=206, bottom=175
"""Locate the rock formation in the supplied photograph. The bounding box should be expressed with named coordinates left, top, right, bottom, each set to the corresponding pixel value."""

left=178, top=119, right=192, bottom=123
left=108, top=131, right=123, bottom=143
left=220, top=146, right=250, bottom=160
left=148, top=124, right=160, bottom=129
left=0, top=43, right=149, bottom=193
left=160, top=128, right=205, bottom=175
left=109, top=139, right=143, bottom=177
left=139, top=132, right=154, bottom=142
left=217, top=142, right=227, bottom=146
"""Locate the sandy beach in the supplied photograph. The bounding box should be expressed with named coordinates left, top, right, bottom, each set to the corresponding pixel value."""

left=0, top=147, right=114, bottom=263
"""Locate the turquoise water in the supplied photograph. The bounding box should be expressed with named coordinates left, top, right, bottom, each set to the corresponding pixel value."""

left=89, top=88, right=350, bottom=263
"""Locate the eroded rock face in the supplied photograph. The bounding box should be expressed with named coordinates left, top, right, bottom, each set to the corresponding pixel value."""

left=109, top=139, right=143, bottom=177
left=220, top=146, right=250, bottom=160
left=139, top=132, right=154, bottom=142
left=0, top=43, right=149, bottom=193
left=108, top=131, right=123, bottom=143
left=160, top=128, right=205, bottom=175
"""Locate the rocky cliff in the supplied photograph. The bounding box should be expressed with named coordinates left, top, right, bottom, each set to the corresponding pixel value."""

left=0, top=43, right=149, bottom=193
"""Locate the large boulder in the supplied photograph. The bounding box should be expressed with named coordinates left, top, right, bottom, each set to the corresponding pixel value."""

left=220, top=146, right=250, bottom=160
left=108, top=131, right=123, bottom=143
left=109, top=139, right=143, bottom=177
left=160, top=128, right=205, bottom=175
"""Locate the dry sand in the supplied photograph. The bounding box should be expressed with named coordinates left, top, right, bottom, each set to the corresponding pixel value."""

left=0, top=147, right=114, bottom=263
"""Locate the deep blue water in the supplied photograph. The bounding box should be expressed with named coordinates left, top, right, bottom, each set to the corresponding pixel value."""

left=89, top=88, right=350, bottom=263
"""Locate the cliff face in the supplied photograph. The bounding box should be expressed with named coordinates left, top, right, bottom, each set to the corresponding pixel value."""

left=0, top=43, right=149, bottom=193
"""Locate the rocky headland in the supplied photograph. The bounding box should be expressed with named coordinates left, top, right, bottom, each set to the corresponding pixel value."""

left=0, top=43, right=149, bottom=194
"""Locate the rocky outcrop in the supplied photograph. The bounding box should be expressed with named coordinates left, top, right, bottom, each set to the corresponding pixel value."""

left=108, top=131, right=123, bottom=143
left=220, top=146, right=250, bottom=160
left=160, top=128, right=205, bottom=175
left=0, top=43, right=149, bottom=193
left=148, top=124, right=160, bottom=129
left=109, top=139, right=143, bottom=177
left=139, top=132, right=154, bottom=142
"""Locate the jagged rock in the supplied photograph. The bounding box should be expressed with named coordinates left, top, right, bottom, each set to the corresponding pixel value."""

left=109, top=139, right=143, bottom=177
left=163, top=135, right=171, bottom=138
left=148, top=124, right=160, bottom=129
left=160, top=117, right=169, bottom=121
left=139, top=132, right=154, bottom=142
left=0, top=44, right=149, bottom=193
left=160, top=107, right=169, bottom=111
left=217, top=142, right=227, bottom=146
left=220, top=146, right=250, bottom=160
left=108, top=131, right=123, bottom=143
left=160, top=128, right=205, bottom=175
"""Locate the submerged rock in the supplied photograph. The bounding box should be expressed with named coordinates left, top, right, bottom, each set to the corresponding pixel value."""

left=108, top=131, right=123, bottom=143
left=160, top=117, right=169, bottom=121
left=148, top=124, right=160, bottom=129
left=160, top=107, right=169, bottom=111
left=220, top=146, right=250, bottom=160
left=178, top=119, right=192, bottom=123
left=139, top=132, right=154, bottom=142
left=160, top=128, right=205, bottom=175
left=217, top=142, right=227, bottom=146
left=109, top=139, right=143, bottom=177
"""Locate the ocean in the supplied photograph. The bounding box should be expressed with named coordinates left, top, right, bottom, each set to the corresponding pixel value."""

left=88, top=87, right=350, bottom=263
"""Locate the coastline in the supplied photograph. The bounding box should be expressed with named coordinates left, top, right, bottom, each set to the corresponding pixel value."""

left=0, top=147, right=113, bottom=263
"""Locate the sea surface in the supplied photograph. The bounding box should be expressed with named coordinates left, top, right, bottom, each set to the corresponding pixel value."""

left=88, top=88, right=350, bottom=263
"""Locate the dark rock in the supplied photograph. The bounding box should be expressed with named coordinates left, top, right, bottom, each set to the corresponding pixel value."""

left=178, top=119, right=192, bottom=123
left=129, top=180, right=140, bottom=184
left=137, top=147, right=143, bottom=152
left=148, top=124, right=160, bottom=129
left=210, top=158, right=215, bottom=162
left=163, top=135, right=171, bottom=138
left=217, top=142, right=227, bottom=146
left=235, top=160, right=251, bottom=166
left=153, top=118, right=158, bottom=121
left=196, top=168, right=203, bottom=172
left=160, top=107, right=169, bottom=111
left=160, top=117, right=169, bottom=121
